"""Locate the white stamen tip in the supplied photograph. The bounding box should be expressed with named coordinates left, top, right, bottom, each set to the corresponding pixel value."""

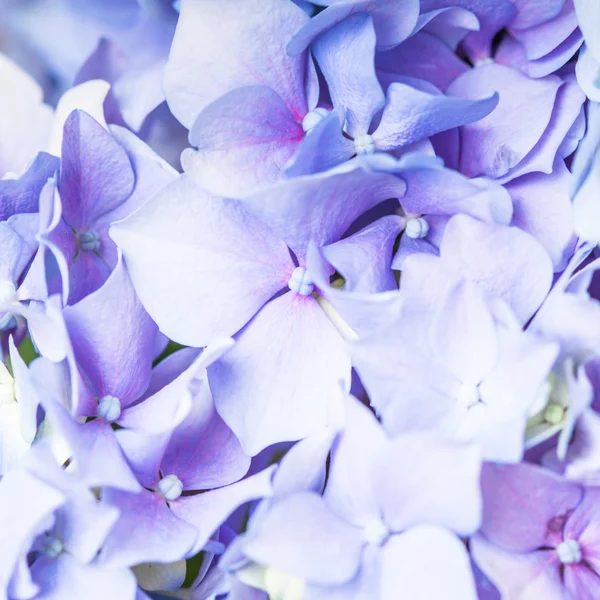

left=363, top=517, right=389, bottom=545
left=354, top=134, right=375, bottom=156
left=158, top=474, right=184, bottom=501
left=556, top=539, right=582, bottom=564
left=43, top=536, right=64, bottom=559
left=301, top=107, right=329, bottom=133
left=456, top=383, right=480, bottom=409
left=97, top=395, right=121, bottom=423
left=405, top=217, right=429, bottom=239
left=288, top=267, right=314, bottom=296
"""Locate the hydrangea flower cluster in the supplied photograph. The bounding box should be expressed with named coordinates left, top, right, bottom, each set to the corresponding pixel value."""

left=2, top=0, right=600, bottom=598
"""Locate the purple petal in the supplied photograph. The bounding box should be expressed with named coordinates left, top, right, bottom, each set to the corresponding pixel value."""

left=164, top=0, right=309, bottom=128
left=288, top=0, right=420, bottom=55
left=183, top=86, right=304, bottom=198
left=430, top=281, right=498, bottom=386
left=373, top=433, right=482, bottom=535
left=506, top=161, right=576, bottom=271
left=63, top=256, right=157, bottom=406
left=242, top=163, right=405, bottom=263
left=0, top=152, right=59, bottom=221
left=31, top=554, right=137, bottom=600
left=479, top=462, right=583, bottom=552
left=100, top=487, right=197, bottom=567
left=471, top=536, right=563, bottom=599
left=447, top=63, right=561, bottom=178
left=59, top=110, right=134, bottom=231
left=373, top=81, right=498, bottom=151
left=381, top=527, right=477, bottom=600
left=209, top=293, right=350, bottom=456
left=243, top=491, right=363, bottom=586
left=160, top=380, right=250, bottom=491
left=110, top=175, right=293, bottom=346
left=376, top=32, right=469, bottom=93
left=283, top=108, right=355, bottom=178
left=170, top=466, right=276, bottom=556
left=322, top=215, right=403, bottom=293
left=312, top=13, right=385, bottom=137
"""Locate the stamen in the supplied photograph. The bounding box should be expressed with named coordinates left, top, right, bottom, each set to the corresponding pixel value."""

left=405, top=217, right=430, bottom=239
left=556, top=539, right=582, bottom=564
left=97, top=395, right=121, bottom=423
left=288, top=267, right=314, bottom=296
left=354, top=134, right=375, bottom=156
left=157, top=474, right=184, bottom=501
left=363, top=517, right=390, bottom=545
left=77, top=229, right=101, bottom=252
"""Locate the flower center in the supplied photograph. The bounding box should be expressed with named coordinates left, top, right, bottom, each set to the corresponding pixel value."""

left=404, top=216, right=429, bottom=239
left=158, top=474, right=184, bottom=501
left=288, top=267, right=314, bottom=296
left=456, top=383, right=480, bottom=409
left=363, top=517, right=390, bottom=546
left=544, top=403, right=565, bottom=426
left=354, top=134, right=375, bottom=156
left=301, top=108, right=329, bottom=133
left=556, top=539, right=582, bottom=564
left=97, top=395, right=121, bottom=423
left=43, top=535, right=64, bottom=559
left=77, top=229, right=101, bottom=252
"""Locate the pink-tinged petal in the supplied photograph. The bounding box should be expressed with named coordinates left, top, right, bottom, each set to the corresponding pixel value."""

left=164, top=0, right=309, bottom=128
left=243, top=491, right=363, bottom=586
left=447, top=63, right=561, bottom=178
left=242, top=164, right=405, bottom=263
left=311, top=14, right=385, bottom=137
left=506, top=163, right=576, bottom=272
left=63, top=257, right=157, bottom=405
left=564, top=488, right=600, bottom=573
left=322, top=215, right=403, bottom=293
left=110, top=175, right=293, bottom=347
left=381, top=527, right=477, bottom=600
left=100, top=487, right=197, bottom=567
left=59, top=110, right=134, bottom=231
left=32, top=554, right=137, bottom=600
left=288, top=0, right=420, bottom=55
left=209, top=293, right=350, bottom=456
left=563, top=564, right=600, bottom=599
left=171, top=466, right=276, bottom=556
left=183, top=86, right=304, bottom=198
left=479, top=463, right=583, bottom=552
left=373, top=434, right=482, bottom=535
left=373, top=82, right=498, bottom=151
left=284, top=108, right=355, bottom=178
left=376, top=32, right=469, bottom=93
left=160, top=381, right=251, bottom=491
left=471, top=536, right=564, bottom=600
